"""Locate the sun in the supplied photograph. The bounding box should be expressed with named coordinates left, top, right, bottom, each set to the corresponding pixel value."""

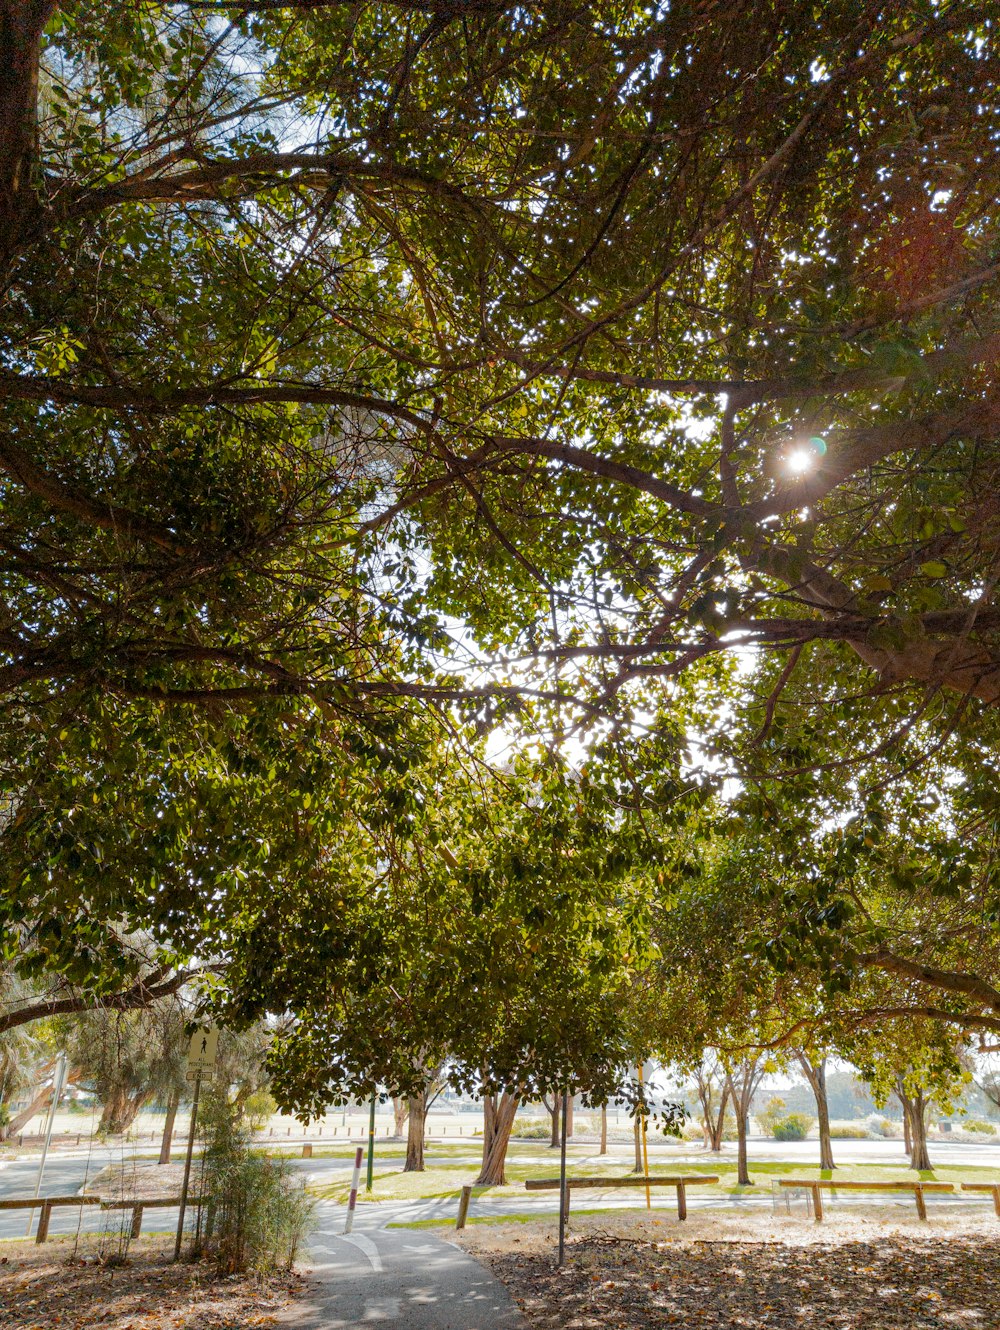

left=786, top=448, right=814, bottom=475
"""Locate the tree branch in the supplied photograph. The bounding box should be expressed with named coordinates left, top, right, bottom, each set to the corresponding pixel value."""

left=0, top=968, right=197, bottom=1035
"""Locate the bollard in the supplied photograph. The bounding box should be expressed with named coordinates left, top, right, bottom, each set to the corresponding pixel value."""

left=287, top=1127, right=291, bottom=1136
left=344, top=1147, right=364, bottom=1233
left=302, top=1143, right=312, bottom=1158
left=456, top=1185, right=472, bottom=1231
left=269, top=1128, right=273, bottom=1137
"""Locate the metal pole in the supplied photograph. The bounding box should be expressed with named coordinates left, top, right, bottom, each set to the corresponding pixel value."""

left=344, top=1146, right=364, bottom=1232
left=638, top=1064, right=651, bottom=1209
left=174, top=1070, right=202, bottom=1261
left=26, top=1053, right=67, bottom=1237
left=558, top=1090, right=569, bottom=1266
left=365, top=1092, right=376, bottom=1192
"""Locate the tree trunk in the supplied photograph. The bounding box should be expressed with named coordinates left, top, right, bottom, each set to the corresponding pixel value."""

left=797, top=1054, right=835, bottom=1171
left=476, top=1091, right=520, bottom=1185
left=695, top=1064, right=729, bottom=1153
left=910, top=1100, right=932, bottom=1172
left=898, top=1085, right=930, bottom=1170
left=895, top=1081, right=932, bottom=1171
left=709, top=1084, right=730, bottom=1153
left=726, top=1073, right=753, bottom=1186
left=392, top=1096, right=409, bottom=1138
left=542, top=1094, right=560, bottom=1147
left=158, top=1090, right=180, bottom=1165
left=600, top=1105, right=608, bottom=1154
left=566, top=1094, right=574, bottom=1139
left=0, top=1081, right=52, bottom=1140
left=734, top=1105, right=751, bottom=1185
left=404, top=1091, right=427, bottom=1172
left=0, top=0, right=53, bottom=255
left=632, top=1114, right=644, bottom=1172
left=99, top=1087, right=147, bottom=1136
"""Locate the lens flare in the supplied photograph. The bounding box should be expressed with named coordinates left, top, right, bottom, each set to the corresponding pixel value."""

left=786, top=448, right=813, bottom=474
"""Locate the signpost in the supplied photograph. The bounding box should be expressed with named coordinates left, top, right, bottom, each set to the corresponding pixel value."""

left=174, top=1026, right=218, bottom=1261
left=25, top=1053, right=67, bottom=1237
left=558, top=1090, right=569, bottom=1266
left=365, top=1092, right=376, bottom=1192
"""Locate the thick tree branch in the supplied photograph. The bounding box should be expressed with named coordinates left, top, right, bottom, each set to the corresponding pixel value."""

left=861, top=950, right=1000, bottom=1015
left=0, top=967, right=196, bottom=1035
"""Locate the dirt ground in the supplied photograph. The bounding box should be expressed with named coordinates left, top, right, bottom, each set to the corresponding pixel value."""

left=458, top=1209, right=1000, bottom=1328
left=0, top=1236, right=303, bottom=1330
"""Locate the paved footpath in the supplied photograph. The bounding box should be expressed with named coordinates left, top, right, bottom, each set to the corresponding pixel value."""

left=282, top=1203, right=527, bottom=1330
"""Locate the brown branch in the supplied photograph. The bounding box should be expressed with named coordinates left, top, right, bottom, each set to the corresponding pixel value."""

left=861, top=950, right=1000, bottom=1015
left=0, top=435, right=185, bottom=553
left=0, top=968, right=197, bottom=1035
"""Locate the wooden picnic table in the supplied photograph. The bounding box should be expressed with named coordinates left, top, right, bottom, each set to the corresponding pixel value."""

left=778, top=1177, right=954, bottom=1222
left=524, top=1174, right=719, bottom=1221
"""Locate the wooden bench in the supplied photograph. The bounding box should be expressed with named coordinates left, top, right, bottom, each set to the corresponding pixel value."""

left=778, top=1178, right=954, bottom=1222
left=960, top=1182, right=1000, bottom=1217
left=525, top=1174, right=719, bottom=1221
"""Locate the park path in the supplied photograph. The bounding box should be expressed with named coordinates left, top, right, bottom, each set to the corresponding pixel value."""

left=282, top=1203, right=527, bottom=1330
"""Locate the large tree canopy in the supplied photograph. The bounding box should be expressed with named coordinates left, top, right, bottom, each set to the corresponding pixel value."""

left=0, top=1, right=997, bottom=722
left=4, top=1, right=1000, bottom=1064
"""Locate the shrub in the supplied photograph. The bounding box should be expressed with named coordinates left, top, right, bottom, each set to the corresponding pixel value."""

left=242, top=1089, right=278, bottom=1132
left=865, top=1115, right=901, bottom=1139
left=963, top=1119, right=996, bottom=1135
left=830, top=1125, right=869, bottom=1139
left=513, top=1119, right=552, bottom=1139
left=773, top=1112, right=815, bottom=1142
left=755, top=1097, right=787, bottom=1138
left=200, top=1100, right=315, bottom=1275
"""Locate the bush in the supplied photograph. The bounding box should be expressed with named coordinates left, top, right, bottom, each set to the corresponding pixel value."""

left=963, top=1119, right=997, bottom=1135
left=830, top=1125, right=869, bottom=1139
left=755, top=1097, right=787, bottom=1138
left=200, top=1100, right=315, bottom=1275
left=513, top=1119, right=552, bottom=1139
left=865, top=1115, right=900, bottom=1138
left=773, top=1112, right=815, bottom=1142
left=242, top=1089, right=278, bottom=1132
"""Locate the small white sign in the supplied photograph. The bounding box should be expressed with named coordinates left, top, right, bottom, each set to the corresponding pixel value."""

left=186, top=1026, right=220, bottom=1076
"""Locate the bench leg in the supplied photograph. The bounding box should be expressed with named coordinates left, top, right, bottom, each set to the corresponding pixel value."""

left=914, top=1187, right=927, bottom=1221
left=676, top=1182, right=687, bottom=1222
left=992, top=1187, right=1000, bottom=1219
left=812, top=1186, right=823, bottom=1222
left=131, top=1205, right=144, bottom=1239
left=36, top=1201, right=51, bottom=1244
